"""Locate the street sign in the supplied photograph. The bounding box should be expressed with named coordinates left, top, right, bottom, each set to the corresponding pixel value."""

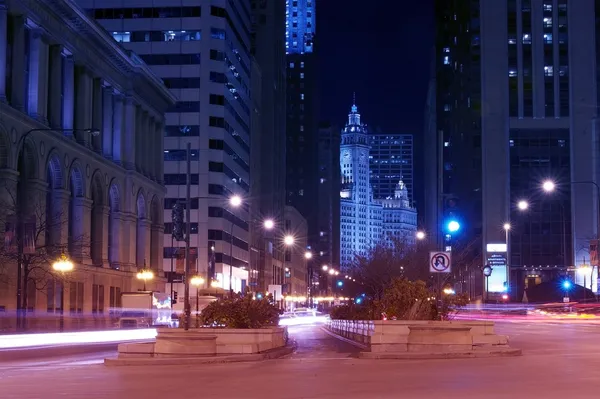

left=429, top=252, right=451, bottom=273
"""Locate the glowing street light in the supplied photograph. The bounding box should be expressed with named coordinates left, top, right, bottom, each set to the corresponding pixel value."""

left=263, top=219, right=275, bottom=230
left=447, top=220, right=460, bottom=233
left=52, top=253, right=74, bottom=273
left=542, top=180, right=556, bottom=192
left=190, top=276, right=205, bottom=327
left=328, top=269, right=335, bottom=275
left=136, top=263, right=154, bottom=291
left=284, top=235, right=295, bottom=246
left=304, top=251, right=312, bottom=259
left=517, top=200, right=529, bottom=211
left=503, top=223, right=511, bottom=231
left=229, top=195, right=242, bottom=207
left=416, top=231, right=426, bottom=240
left=322, top=265, right=329, bottom=271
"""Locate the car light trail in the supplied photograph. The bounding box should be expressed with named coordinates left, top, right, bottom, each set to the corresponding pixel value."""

left=0, top=328, right=157, bottom=349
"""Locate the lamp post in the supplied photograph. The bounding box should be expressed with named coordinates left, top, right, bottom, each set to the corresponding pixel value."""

left=503, top=223, right=511, bottom=297
left=52, top=252, right=74, bottom=332
left=190, top=276, right=205, bottom=327
left=15, top=127, right=99, bottom=330
left=228, top=195, right=242, bottom=296
left=136, top=260, right=154, bottom=291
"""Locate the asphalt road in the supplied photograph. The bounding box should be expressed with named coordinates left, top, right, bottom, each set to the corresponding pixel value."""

left=1, top=321, right=600, bottom=398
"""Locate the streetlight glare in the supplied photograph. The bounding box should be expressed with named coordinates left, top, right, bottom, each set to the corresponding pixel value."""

left=416, top=231, right=426, bottom=240
left=328, top=269, right=335, bottom=275
left=52, top=253, right=74, bottom=272
left=503, top=223, right=511, bottom=231
left=322, top=265, right=329, bottom=271
left=542, top=180, right=556, bottom=192
left=190, top=276, right=205, bottom=286
left=263, top=219, right=275, bottom=230
left=229, top=195, right=242, bottom=207
left=304, top=251, right=312, bottom=259
left=517, top=200, right=529, bottom=211
left=284, top=235, right=295, bottom=246
left=447, top=220, right=460, bottom=233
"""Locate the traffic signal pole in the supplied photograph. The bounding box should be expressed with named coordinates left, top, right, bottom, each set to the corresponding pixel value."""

left=183, top=142, right=192, bottom=330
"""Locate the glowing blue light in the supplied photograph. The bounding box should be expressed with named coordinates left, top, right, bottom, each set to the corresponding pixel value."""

left=256, top=293, right=263, bottom=299
left=355, top=298, right=362, bottom=304
left=337, top=281, right=343, bottom=287
left=447, top=220, right=460, bottom=232
left=562, top=281, right=572, bottom=290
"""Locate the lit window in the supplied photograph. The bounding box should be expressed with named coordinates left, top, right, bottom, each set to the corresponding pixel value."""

left=522, top=33, right=531, bottom=44
left=558, top=139, right=566, bottom=147
left=112, top=32, right=130, bottom=42
left=509, top=139, right=514, bottom=147
left=300, top=73, right=304, bottom=78
left=543, top=3, right=552, bottom=12
left=543, top=17, right=552, bottom=28
left=544, top=66, right=553, bottom=76
left=444, top=104, right=450, bottom=111
left=443, top=56, right=450, bottom=65
left=300, top=62, right=305, bottom=68
left=543, top=33, right=552, bottom=44
left=443, top=47, right=450, bottom=53
left=301, top=93, right=304, bottom=100
left=290, top=62, right=295, bottom=68
left=508, top=69, right=517, bottom=77
left=444, top=142, right=450, bottom=147
left=508, top=36, right=517, bottom=45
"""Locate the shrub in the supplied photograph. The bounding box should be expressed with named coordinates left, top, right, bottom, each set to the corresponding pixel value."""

left=199, top=294, right=281, bottom=328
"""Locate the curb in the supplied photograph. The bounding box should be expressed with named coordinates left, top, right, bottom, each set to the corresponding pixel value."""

left=358, top=348, right=522, bottom=360
left=104, top=345, right=295, bottom=367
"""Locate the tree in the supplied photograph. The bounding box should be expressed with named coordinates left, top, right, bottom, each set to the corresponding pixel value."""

left=0, top=185, right=89, bottom=329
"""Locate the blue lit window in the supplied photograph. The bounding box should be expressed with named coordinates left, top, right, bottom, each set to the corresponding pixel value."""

left=164, top=149, right=199, bottom=161
left=543, top=33, right=552, bottom=44
left=112, top=32, right=130, bottom=42
left=300, top=73, right=304, bottom=79
left=290, top=62, right=295, bottom=68
left=443, top=56, right=450, bottom=65
left=210, top=28, right=226, bottom=40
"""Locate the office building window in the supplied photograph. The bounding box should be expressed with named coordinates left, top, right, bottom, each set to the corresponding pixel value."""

left=139, top=54, right=201, bottom=65
left=165, top=125, right=200, bottom=137
left=166, top=102, right=200, bottom=113
left=92, top=7, right=201, bottom=19
left=162, top=78, right=201, bottom=89
left=211, top=28, right=226, bottom=39
left=164, top=149, right=199, bottom=162
left=164, top=174, right=200, bottom=185
left=164, top=198, right=199, bottom=210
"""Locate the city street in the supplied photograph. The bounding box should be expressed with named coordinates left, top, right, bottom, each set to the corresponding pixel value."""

left=1, top=322, right=600, bottom=398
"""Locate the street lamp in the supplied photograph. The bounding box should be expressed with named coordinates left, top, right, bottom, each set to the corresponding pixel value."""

left=517, top=200, right=529, bottom=211
left=190, top=276, right=205, bottom=327
left=304, top=251, right=312, bottom=259
left=542, top=180, right=556, bottom=192
left=416, top=231, right=426, bottom=240
left=136, top=261, right=154, bottom=291
left=228, top=195, right=242, bottom=296
left=52, top=253, right=74, bottom=332
left=322, top=265, right=328, bottom=271
left=263, top=219, right=275, bottom=230
left=284, top=235, right=295, bottom=246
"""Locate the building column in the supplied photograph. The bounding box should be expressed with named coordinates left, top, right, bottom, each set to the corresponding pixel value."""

left=150, top=224, right=162, bottom=271
left=22, top=179, right=48, bottom=248
left=62, top=55, right=75, bottom=134
left=91, top=78, right=103, bottom=153
left=48, top=45, right=63, bottom=129
left=74, top=66, right=92, bottom=146
left=10, top=15, right=25, bottom=111
left=134, top=107, right=144, bottom=173
left=95, top=205, right=110, bottom=267
left=0, top=169, right=19, bottom=236
left=123, top=97, right=136, bottom=170
left=102, top=87, right=113, bottom=159
left=108, top=210, right=123, bottom=268
left=121, top=212, right=137, bottom=269
left=145, top=115, right=154, bottom=178
left=112, top=95, right=124, bottom=165
left=136, top=219, right=152, bottom=268
left=27, top=30, right=49, bottom=123
left=50, top=189, right=70, bottom=249
left=155, top=121, right=164, bottom=183
left=70, top=197, right=93, bottom=265
left=0, top=4, right=8, bottom=102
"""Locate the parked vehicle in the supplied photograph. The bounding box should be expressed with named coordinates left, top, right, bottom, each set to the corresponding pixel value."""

left=118, top=291, right=173, bottom=329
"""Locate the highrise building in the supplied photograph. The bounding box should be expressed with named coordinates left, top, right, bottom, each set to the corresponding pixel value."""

left=80, top=1, right=254, bottom=302
left=250, top=0, right=287, bottom=293
left=286, top=0, right=319, bottom=259
left=340, top=103, right=417, bottom=270
left=426, top=0, right=599, bottom=298
left=317, top=122, right=340, bottom=293
left=369, top=133, right=414, bottom=202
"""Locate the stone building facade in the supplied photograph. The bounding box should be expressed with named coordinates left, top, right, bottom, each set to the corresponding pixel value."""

left=0, top=0, right=174, bottom=329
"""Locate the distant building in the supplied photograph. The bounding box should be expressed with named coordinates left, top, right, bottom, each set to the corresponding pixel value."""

left=369, top=134, right=414, bottom=203
left=340, top=102, right=417, bottom=270
left=284, top=206, right=309, bottom=298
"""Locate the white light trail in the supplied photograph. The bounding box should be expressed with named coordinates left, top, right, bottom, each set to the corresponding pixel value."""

left=0, top=328, right=157, bottom=349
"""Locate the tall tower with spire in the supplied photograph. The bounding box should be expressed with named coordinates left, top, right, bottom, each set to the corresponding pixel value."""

left=340, top=97, right=417, bottom=269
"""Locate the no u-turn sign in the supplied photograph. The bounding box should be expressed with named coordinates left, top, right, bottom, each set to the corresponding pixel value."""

left=429, top=252, right=451, bottom=273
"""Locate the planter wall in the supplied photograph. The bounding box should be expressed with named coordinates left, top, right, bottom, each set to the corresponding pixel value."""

left=327, top=319, right=508, bottom=353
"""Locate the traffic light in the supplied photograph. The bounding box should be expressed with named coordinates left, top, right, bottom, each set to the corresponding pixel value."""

left=172, top=291, right=178, bottom=306
left=171, top=203, right=185, bottom=241
left=446, top=220, right=460, bottom=233
left=562, top=281, right=571, bottom=290
left=337, top=280, right=343, bottom=287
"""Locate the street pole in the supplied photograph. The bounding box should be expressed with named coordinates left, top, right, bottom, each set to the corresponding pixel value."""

left=229, top=221, right=234, bottom=296
left=170, top=235, right=174, bottom=303
left=505, top=227, right=510, bottom=297
left=195, top=286, right=199, bottom=328
left=183, top=142, right=191, bottom=331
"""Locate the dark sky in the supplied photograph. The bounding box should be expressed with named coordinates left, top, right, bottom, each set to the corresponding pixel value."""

left=317, top=0, right=434, bottom=133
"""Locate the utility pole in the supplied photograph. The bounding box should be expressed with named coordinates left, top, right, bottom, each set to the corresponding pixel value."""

left=183, top=142, right=192, bottom=330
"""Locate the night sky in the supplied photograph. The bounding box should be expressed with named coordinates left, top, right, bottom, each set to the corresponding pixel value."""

left=317, top=0, right=435, bottom=133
